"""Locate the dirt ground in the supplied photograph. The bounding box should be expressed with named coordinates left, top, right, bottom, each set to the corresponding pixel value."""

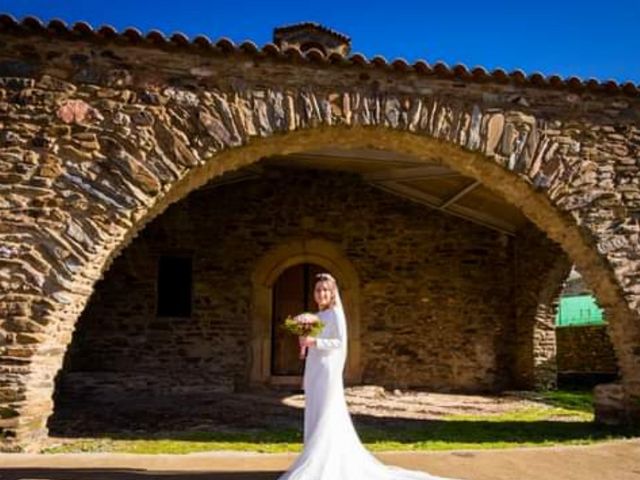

left=1, top=439, right=640, bottom=480
left=290, top=385, right=562, bottom=419
left=47, top=385, right=578, bottom=439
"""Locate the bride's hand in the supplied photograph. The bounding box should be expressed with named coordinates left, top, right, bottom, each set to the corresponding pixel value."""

left=298, top=336, right=316, bottom=348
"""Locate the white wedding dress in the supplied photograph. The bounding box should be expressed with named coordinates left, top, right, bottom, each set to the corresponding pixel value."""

left=277, top=286, right=462, bottom=480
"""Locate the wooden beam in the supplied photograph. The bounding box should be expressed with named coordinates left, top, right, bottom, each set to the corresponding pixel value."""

left=372, top=181, right=516, bottom=236
left=373, top=181, right=444, bottom=208
left=295, top=148, right=426, bottom=164
left=363, top=165, right=460, bottom=182
left=440, top=180, right=481, bottom=209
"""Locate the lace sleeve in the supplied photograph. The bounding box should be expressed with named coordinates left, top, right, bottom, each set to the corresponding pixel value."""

left=315, top=309, right=344, bottom=350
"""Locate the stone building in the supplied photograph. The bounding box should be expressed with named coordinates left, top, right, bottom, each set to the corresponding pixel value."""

left=0, top=16, right=640, bottom=451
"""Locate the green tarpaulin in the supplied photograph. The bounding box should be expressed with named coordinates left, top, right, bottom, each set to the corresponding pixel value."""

left=555, top=295, right=605, bottom=327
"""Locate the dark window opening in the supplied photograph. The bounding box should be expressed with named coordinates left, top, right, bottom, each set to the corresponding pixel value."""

left=156, top=255, right=192, bottom=317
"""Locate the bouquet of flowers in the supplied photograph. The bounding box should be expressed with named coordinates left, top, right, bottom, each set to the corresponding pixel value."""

left=281, top=312, right=325, bottom=359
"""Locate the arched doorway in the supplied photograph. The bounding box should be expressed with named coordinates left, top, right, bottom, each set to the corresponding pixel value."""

left=250, top=238, right=362, bottom=387
left=271, top=262, right=326, bottom=380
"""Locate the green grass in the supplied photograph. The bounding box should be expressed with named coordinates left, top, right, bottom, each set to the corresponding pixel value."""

left=43, top=429, right=305, bottom=454
left=43, top=421, right=640, bottom=454
left=42, top=389, right=640, bottom=455
left=535, top=389, right=595, bottom=413
left=442, top=406, right=592, bottom=422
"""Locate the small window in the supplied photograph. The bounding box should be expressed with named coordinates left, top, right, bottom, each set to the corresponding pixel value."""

left=156, top=255, right=192, bottom=317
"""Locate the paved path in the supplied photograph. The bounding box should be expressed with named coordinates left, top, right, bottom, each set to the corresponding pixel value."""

left=1, top=439, right=640, bottom=479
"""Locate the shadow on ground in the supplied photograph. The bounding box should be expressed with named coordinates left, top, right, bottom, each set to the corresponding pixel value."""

left=44, top=388, right=640, bottom=448
left=0, top=469, right=279, bottom=479
left=42, top=391, right=640, bottom=450
left=45, top=420, right=640, bottom=446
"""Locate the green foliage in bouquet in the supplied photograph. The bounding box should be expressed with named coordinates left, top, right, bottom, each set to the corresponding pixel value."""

left=281, top=313, right=325, bottom=337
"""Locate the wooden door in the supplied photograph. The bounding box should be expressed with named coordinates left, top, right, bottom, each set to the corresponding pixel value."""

left=271, top=263, right=325, bottom=376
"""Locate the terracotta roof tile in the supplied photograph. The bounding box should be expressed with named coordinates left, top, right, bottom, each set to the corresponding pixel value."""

left=0, top=13, right=637, bottom=96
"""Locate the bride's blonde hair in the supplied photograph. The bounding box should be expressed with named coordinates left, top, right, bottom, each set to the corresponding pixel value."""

left=315, top=273, right=338, bottom=309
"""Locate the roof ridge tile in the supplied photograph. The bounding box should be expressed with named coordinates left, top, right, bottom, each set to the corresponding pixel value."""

left=0, top=13, right=636, bottom=96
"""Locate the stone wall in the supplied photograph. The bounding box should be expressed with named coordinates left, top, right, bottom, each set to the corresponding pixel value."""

left=557, top=325, right=619, bottom=375
left=512, top=226, right=572, bottom=389
left=56, top=165, right=516, bottom=404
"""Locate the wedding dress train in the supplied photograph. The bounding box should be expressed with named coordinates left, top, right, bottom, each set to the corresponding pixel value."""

left=277, top=287, right=462, bottom=480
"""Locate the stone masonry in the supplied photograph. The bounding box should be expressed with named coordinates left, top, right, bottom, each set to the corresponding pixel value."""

left=557, top=326, right=619, bottom=377
left=512, top=225, right=573, bottom=390
left=56, top=165, right=516, bottom=405
left=0, top=18, right=639, bottom=449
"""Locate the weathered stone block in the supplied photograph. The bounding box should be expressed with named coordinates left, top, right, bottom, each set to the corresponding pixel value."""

left=594, top=382, right=627, bottom=425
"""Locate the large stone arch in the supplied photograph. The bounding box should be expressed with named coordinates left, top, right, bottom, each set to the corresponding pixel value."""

left=250, top=237, right=362, bottom=386
left=1, top=31, right=639, bottom=449
left=5, top=124, right=638, bottom=450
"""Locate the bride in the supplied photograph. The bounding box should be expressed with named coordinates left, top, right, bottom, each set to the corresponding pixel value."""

left=277, top=272, right=462, bottom=480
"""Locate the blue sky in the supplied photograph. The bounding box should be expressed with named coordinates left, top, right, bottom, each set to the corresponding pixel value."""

left=3, top=0, right=639, bottom=83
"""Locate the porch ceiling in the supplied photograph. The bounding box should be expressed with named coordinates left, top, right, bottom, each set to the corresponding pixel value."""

left=205, top=148, right=529, bottom=235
